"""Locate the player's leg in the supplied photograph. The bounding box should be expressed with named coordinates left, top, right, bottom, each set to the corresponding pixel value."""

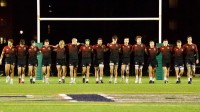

left=28, top=65, right=33, bottom=83
left=125, top=65, right=130, bottom=83
left=56, top=65, right=62, bottom=83
left=94, top=66, right=99, bottom=83
left=21, top=66, right=25, bottom=83
left=45, top=65, right=51, bottom=84
left=82, top=66, right=86, bottom=83
left=163, top=67, right=168, bottom=83
left=138, top=65, right=143, bottom=83
left=18, top=66, right=22, bottom=83
left=121, top=64, right=125, bottom=82
left=69, top=65, right=74, bottom=83
left=42, top=66, right=47, bottom=83
left=99, top=63, right=104, bottom=83
left=109, top=62, right=114, bottom=83
left=179, top=66, right=184, bottom=83
left=186, top=64, right=192, bottom=84
left=152, top=67, right=156, bottom=83
left=86, top=65, right=90, bottom=83
left=135, top=64, right=139, bottom=83
left=73, top=67, right=78, bottom=83
left=175, top=66, right=179, bottom=84
left=148, top=65, right=153, bottom=83
left=10, top=64, right=15, bottom=84
left=5, top=64, right=11, bottom=83
left=114, top=64, right=118, bottom=84
left=32, top=66, right=37, bottom=83
left=61, top=65, right=67, bottom=83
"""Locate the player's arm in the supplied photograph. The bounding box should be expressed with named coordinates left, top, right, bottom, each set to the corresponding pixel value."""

left=0, top=47, right=5, bottom=65
left=195, top=44, right=199, bottom=64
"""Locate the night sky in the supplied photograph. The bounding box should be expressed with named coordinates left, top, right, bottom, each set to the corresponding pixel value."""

left=11, top=0, right=200, bottom=46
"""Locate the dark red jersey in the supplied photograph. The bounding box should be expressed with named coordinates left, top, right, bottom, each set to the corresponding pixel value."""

left=40, top=45, right=53, bottom=59
left=79, top=45, right=92, bottom=59
left=2, top=46, right=16, bottom=58
left=121, top=44, right=132, bottom=58
left=67, top=44, right=79, bottom=60
left=54, top=46, right=66, bottom=59
left=183, top=43, right=199, bottom=59
left=16, top=45, right=28, bottom=59
left=173, top=46, right=184, bottom=60
left=92, top=44, right=106, bottom=59
left=132, top=44, right=146, bottom=57
left=159, top=46, right=172, bottom=60
left=146, top=46, right=159, bottom=59
left=107, top=43, right=121, bottom=59
left=28, top=46, right=39, bottom=59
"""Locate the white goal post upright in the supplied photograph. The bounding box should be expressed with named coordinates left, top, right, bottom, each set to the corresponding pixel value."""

left=37, top=0, right=162, bottom=43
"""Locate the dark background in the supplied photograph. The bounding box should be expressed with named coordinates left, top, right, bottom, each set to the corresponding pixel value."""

left=1, top=0, right=200, bottom=76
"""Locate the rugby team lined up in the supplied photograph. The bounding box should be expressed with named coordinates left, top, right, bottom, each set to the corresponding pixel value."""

left=0, top=35, right=198, bottom=84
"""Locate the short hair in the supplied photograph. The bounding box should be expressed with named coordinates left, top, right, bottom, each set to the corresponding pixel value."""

left=163, top=39, right=168, bottom=42
left=135, top=36, right=142, bottom=41
left=112, top=35, right=118, bottom=40
left=124, top=37, right=129, bottom=40
left=85, top=39, right=90, bottom=42
left=44, top=39, right=49, bottom=42
left=72, top=38, right=77, bottom=41
left=98, top=38, right=103, bottom=41
left=20, top=39, right=25, bottom=45
left=8, top=39, right=14, bottom=43
left=176, top=40, right=182, bottom=43
left=149, top=40, right=154, bottom=43
left=31, top=40, right=36, bottom=44
left=187, top=35, right=192, bottom=39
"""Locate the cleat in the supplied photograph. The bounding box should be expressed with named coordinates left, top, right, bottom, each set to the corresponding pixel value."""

left=190, top=78, right=192, bottom=83
left=30, top=79, right=33, bottom=84
left=86, top=81, right=89, bottom=83
left=149, top=80, right=152, bottom=84
left=18, top=78, right=21, bottom=84
left=100, top=80, right=103, bottom=83
left=109, top=80, right=112, bottom=83
left=82, top=78, right=85, bottom=83
left=32, top=81, right=35, bottom=84
left=58, top=81, right=61, bottom=84
left=152, top=81, right=155, bottom=84
left=176, top=81, right=179, bottom=84
left=164, top=80, right=168, bottom=84
left=6, top=76, right=10, bottom=84
left=96, top=81, right=99, bottom=84
left=188, top=81, right=191, bottom=84
left=62, top=79, right=65, bottom=83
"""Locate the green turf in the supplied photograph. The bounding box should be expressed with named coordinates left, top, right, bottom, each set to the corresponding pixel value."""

left=0, top=102, right=200, bottom=112
left=1, top=76, right=200, bottom=112
left=0, top=76, right=200, bottom=95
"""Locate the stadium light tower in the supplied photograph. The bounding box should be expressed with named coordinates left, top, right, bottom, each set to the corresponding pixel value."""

left=37, top=0, right=162, bottom=43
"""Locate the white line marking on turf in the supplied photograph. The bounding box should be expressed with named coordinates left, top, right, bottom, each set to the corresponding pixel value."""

left=26, top=95, right=34, bottom=98
left=99, top=94, right=114, bottom=100
left=59, top=94, right=73, bottom=100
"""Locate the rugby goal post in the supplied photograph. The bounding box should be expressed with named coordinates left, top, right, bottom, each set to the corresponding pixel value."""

left=36, top=0, right=163, bottom=80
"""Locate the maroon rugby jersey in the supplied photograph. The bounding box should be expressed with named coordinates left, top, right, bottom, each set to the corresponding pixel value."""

left=40, top=45, right=52, bottom=59
left=159, top=45, right=172, bottom=60
left=67, top=44, right=79, bottom=60
left=79, top=45, right=92, bottom=59
left=173, top=46, right=184, bottom=60
left=107, top=43, right=121, bottom=59
left=92, top=44, right=106, bottom=59
left=121, top=44, right=132, bottom=58
left=16, top=45, right=28, bottom=58
left=146, top=46, right=159, bottom=59
left=2, top=46, right=16, bottom=58
left=183, top=43, right=199, bottom=59
left=132, top=44, right=146, bottom=57
left=54, top=46, right=66, bottom=59
left=28, top=46, right=39, bottom=59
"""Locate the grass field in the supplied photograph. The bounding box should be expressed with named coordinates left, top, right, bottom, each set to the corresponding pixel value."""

left=0, top=76, right=200, bottom=112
